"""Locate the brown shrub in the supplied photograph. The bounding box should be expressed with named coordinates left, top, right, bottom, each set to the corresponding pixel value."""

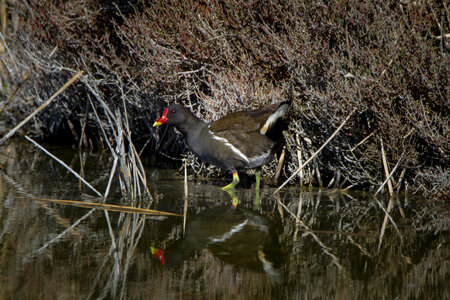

left=1, top=0, right=448, bottom=196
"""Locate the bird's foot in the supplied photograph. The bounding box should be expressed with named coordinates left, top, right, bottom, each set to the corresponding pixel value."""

left=221, top=172, right=240, bottom=191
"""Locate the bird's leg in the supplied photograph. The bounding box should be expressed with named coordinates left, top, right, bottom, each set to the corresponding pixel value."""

left=254, top=170, right=261, bottom=208
left=221, top=172, right=240, bottom=191
left=255, top=170, right=261, bottom=190
left=223, top=188, right=239, bottom=207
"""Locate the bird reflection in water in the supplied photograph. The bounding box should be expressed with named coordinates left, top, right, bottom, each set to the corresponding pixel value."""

left=151, top=205, right=283, bottom=283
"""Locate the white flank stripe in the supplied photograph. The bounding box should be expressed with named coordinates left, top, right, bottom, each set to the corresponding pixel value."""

left=210, top=131, right=250, bottom=163
left=209, top=219, right=248, bottom=243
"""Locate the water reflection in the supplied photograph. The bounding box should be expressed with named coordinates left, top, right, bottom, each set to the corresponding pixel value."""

left=151, top=205, right=283, bottom=283
left=0, top=142, right=448, bottom=299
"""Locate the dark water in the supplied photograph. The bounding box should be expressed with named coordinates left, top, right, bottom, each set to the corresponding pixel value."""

left=0, top=142, right=448, bottom=299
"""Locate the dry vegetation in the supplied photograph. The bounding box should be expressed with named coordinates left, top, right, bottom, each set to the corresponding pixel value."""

left=0, top=0, right=448, bottom=197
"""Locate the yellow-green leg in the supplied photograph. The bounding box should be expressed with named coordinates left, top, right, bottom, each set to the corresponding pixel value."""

left=223, top=187, right=239, bottom=207
left=221, top=172, right=240, bottom=206
left=221, top=172, right=240, bottom=191
left=255, top=170, right=261, bottom=190
left=254, top=170, right=261, bottom=208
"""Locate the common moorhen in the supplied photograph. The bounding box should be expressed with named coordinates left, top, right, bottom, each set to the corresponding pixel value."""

left=153, top=102, right=290, bottom=190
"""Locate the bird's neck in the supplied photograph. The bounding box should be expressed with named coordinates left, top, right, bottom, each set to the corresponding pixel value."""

left=175, top=112, right=206, bottom=138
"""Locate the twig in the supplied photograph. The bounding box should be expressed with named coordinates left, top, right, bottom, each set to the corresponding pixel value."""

left=25, top=135, right=103, bottom=198
left=274, top=146, right=285, bottom=182
left=16, top=196, right=182, bottom=216
left=380, top=59, right=393, bottom=77
left=78, top=100, right=89, bottom=148
left=374, top=151, right=403, bottom=196
left=315, top=164, right=323, bottom=188
left=350, top=131, right=375, bottom=152
left=103, top=156, right=118, bottom=201
left=375, top=196, right=402, bottom=252
left=0, top=70, right=31, bottom=116
left=274, top=108, right=357, bottom=193
left=395, top=168, right=407, bottom=193
left=327, top=170, right=336, bottom=189
left=0, top=71, right=83, bottom=145
left=297, top=147, right=303, bottom=185
left=88, top=94, right=114, bottom=155
left=380, top=138, right=394, bottom=196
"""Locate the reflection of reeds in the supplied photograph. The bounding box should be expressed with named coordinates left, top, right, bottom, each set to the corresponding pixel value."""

left=25, top=208, right=96, bottom=260
left=376, top=139, right=404, bottom=251
left=183, top=160, right=188, bottom=235
left=274, top=193, right=344, bottom=271
left=0, top=166, right=80, bottom=236
left=15, top=196, right=181, bottom=217
left=89, top=209, right=149, bottom=298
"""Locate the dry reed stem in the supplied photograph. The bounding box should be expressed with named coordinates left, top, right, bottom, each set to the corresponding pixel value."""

left=183, top=159, right=188, bottom=235
left=25, top=135, right=103, bottom=197
left=295, top=134, right=304, bottom=186
left=375, top=152, right=403, bottom=196
left=0, top=0, right=6, bottom=35
left=104, top=156, right=119, bottom=201
left=87, top=80, right=150, bottom=199
left=380, top=138, right=394, bottom=196
left=78, top=102, right=89, bottom=148
left=0, top=58, right=9, bottom=79
left=0, top=70, right=30, bottom=116
left=16, top=196, right=182, bottom=216
left=297, top=149, right=303, bottom=185
left=274, top=147, right=285, bottom=182
left=396, top=168, right=407, bottom=193
left=0, top=71, right=83, bottom=145
left=350, top=131, right=375, bottom=152
left=374, top=195, right=402, bottom=252
left=274, top=107, right=357, bottom=193
left=88, top=94, right=114, bottom=154
left=315, top=165, right=323, bottom=188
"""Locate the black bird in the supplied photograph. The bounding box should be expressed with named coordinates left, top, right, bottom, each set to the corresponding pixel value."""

left=153, top=102, right=290, bottom=190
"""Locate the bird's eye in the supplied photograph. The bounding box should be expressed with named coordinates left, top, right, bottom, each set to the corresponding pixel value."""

left=171, top=110, right=176, bottom=114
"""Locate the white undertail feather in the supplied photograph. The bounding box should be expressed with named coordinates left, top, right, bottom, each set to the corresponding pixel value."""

left=260, top=104, right=289, bottom=134
left=210, top=131, right=250, bottom=163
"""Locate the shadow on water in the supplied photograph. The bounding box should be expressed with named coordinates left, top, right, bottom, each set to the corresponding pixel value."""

left=0, top=142, right=448, bottom=299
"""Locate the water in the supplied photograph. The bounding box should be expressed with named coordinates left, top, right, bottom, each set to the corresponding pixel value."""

left=0, top=141, right=448, bottom=299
